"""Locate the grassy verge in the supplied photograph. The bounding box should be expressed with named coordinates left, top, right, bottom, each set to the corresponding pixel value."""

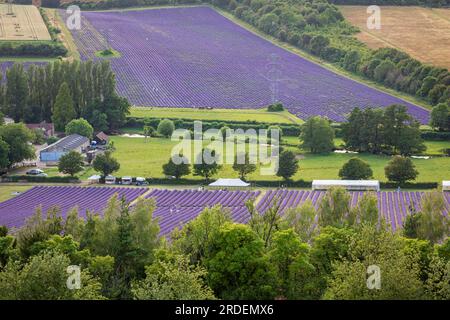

left=46, top=8, right=80, bottom=60
left=129, top=107, right=303, bottom=124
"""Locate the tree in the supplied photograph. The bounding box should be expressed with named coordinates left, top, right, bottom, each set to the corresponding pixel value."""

left=323, top=224, right=425, bottom=300
left=162, top=155, right=191, bottom=179
left=5, top=63, right=28, bottom=122
left=0, top=138, right=9, bottom=170
left=132, top=249, right=215, bottom=300
left=58, top=150, right=84, bottom=177
left=52, top=82, right=76, bottom=132
left=143, top=125, right=155, bottom=142
left=430, top=103, right=450, bottom=131
left=92, top=151, right=120, bottom=177
left=193, top=148, right=221, bottom=181
left=205, top=223, right=276, bottom=299
left=65, top=118, right=94, bottom=139
left=0, top=250, right=104, bottom=300
left=276, top=150, right=298, bottom=180
left=385, top=156, right=418, bottom=184
left=280, top=201, right=317, bottom=243
left=0, top=123, right=35, bottom=168
left=268, top=229, right=315, bottom=299
left=416, top=191, right=449, bottom=244
left=157, top=119, right=175, bottom=138
left=171, top=205, right=232, bottom=264
left=318, top=187, right=352, bottom=228
left=300, top=116, right=334, bottom=153
left=338, top=157, right=373, bottom=180
left=232, top=152, right=256, bottom=180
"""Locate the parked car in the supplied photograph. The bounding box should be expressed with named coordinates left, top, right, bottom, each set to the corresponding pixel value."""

left=26, top=169, right=45, bottom=175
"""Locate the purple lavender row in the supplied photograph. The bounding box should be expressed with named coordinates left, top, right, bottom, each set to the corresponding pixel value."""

left=0, top=186, right=148, bottom=229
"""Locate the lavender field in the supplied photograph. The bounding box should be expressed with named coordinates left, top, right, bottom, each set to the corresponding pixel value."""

left=0, top=186, right=147, bottom=229
left=64, top=6, right=429, bottom=123
left=1, top=187, right=449, bottom=235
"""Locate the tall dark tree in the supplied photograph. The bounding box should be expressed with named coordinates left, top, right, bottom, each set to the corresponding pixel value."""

left=5, top=63, right=29, bottom=122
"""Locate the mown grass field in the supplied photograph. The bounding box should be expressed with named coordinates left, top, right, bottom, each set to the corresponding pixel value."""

left=108, top=136, right=450, bottom=183
left=129, top=107, right=303, bottom=124
left=0, top=185, right=33, bottom=202
left=0, top=4, right=51, bottom=41
left=339, top=6, right=450, bottom=70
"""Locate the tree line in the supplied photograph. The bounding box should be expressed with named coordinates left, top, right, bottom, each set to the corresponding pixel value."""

left=0, top=60, right=130, bottom=132
left=0, top=187, right=448, bottom=299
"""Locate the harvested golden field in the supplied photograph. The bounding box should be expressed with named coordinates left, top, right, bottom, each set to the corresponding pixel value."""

left=339, top=6, right=450, bottom=70
left=0, top=4, right=51, bottom=41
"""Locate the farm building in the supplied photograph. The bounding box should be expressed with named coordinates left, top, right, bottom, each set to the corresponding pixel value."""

left=26, top=122, right=54, bottom=138
left=40, top=134, right=89, bottom=165
left=95, top=132, right=109, bottom=145
left=312, top=180, right=380, bottom=192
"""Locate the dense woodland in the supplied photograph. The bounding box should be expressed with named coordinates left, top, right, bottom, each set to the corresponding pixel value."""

left=0, top=60, right=130, bottom=132
left=0, top=188, right=448, bottom=300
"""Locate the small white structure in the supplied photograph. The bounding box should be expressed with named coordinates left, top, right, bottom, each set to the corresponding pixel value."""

left=121, top=176, right=133, bottom=185
left=135, top=177, right=147, bottom=186
left=87, top=175, right=101, bottom=185
left=209, top=178, right=250, bottom=189
left=312, top=180, right=380, bottom=192
left=443, top=181, right=450, bottom=192
left=105, top=175, right=116, bottom=185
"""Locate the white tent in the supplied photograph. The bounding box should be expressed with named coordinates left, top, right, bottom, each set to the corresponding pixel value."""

left=443, top=181, right=450, bottom=192
left=87, top=175, right=101, bottom=184
left=312, top=180, right=380, bottom=191
left=208, top=178, right=250, bottom=188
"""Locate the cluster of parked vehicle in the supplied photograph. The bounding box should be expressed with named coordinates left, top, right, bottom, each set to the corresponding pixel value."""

left=105, top=175, right=148, bottom=186
left=26, top=169, right=48, bottom=177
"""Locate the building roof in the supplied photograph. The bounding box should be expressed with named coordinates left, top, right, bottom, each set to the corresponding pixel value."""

left=312, top=180, right=380, bottom=187
left=209, top=178, right=250, bottom=187
left=443, top=181, right=450, bottom=187
left=26, top=122, right=54, bottom=135
left=96, top=131, right=109, bottom=141
left=40, top=134, right=89, bottom=153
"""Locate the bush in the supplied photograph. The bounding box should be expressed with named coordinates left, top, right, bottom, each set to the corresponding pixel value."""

left=267, top=103, right=284, bottom=112
left=338, top=158, right=373, bottom=180
left=157, top=119, right=175, bottom=138
left=385, top=156, right=419, bottom=184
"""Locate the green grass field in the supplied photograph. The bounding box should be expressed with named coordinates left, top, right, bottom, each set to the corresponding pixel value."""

left=129, top=107, right=303, bottom=124
left=109, top=136, right=450, bottom=183
left=0, top=185, right=33, bottom=202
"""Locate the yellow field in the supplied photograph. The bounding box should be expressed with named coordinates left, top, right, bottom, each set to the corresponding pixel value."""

left=0, top=4, right=51, bottom=41
left=339, top=6, right=450, bottom=70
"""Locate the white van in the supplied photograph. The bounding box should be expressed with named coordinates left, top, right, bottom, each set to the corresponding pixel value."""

left=105, top=175, right=116, bottom=185
left=121, top=176, right=133, bottom=185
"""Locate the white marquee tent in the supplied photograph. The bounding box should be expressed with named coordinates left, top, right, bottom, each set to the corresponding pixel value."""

left=208, top=178, right=250, bottom=188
